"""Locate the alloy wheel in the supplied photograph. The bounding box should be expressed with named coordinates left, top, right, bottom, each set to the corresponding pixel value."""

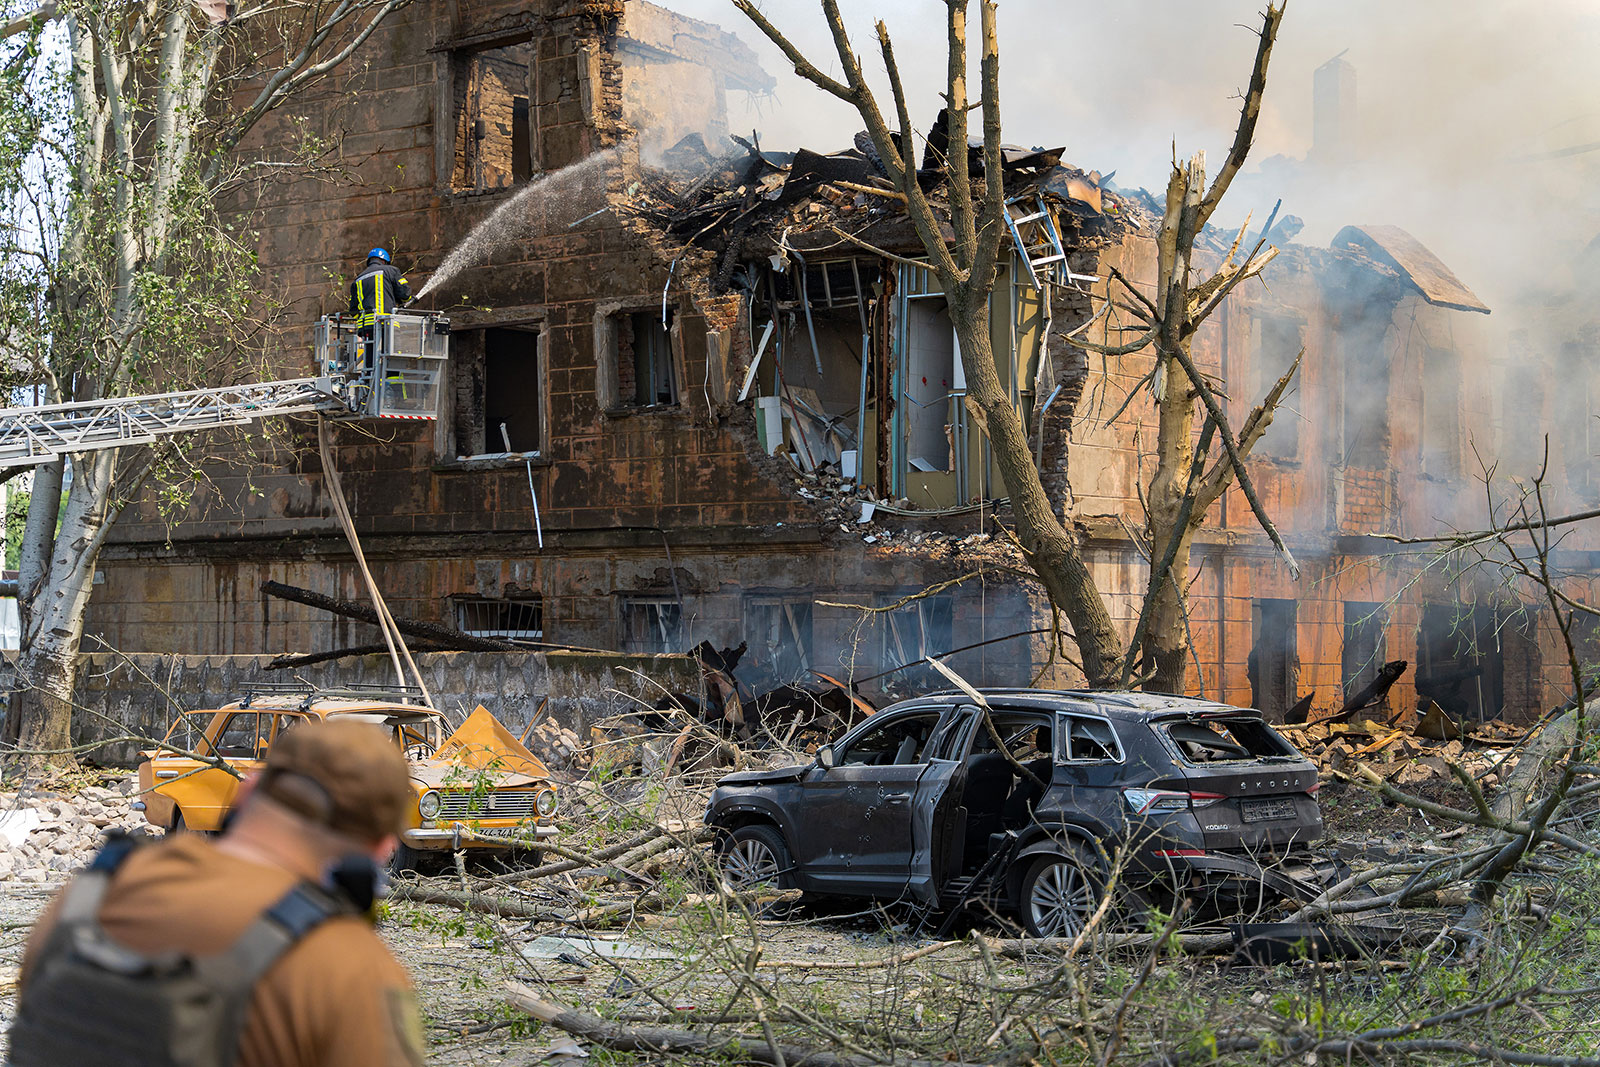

left=1028, top=859, right=1093, bottom=937
left=723, top=837, right=782, bottom=888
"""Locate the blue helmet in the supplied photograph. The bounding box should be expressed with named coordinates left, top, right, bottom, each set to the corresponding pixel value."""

left=367, top=247, right=392, bottom=263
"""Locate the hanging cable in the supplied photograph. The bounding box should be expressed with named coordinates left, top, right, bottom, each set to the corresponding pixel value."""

left=317, top=418, right=436, bottom=709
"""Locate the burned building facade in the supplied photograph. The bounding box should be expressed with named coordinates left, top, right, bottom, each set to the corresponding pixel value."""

left=82, top=1, right=1600, bottom=724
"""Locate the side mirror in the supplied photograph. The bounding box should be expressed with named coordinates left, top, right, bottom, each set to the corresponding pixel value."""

left=817, top=745, right=836, bottom=770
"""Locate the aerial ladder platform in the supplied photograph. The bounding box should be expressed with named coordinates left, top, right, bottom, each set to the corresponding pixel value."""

left=0, top=311, right=450, bottom=469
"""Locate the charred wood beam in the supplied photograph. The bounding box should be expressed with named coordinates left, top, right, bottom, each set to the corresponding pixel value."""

left=259, top=580, right=518, bottom=653
left=1341, top=659, right=1409, bottom=716
left=264, top=643, right=452, bottom=671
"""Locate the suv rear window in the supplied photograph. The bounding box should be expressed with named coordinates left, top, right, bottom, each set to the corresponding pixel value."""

left=1160, top=717, right=1296, bottom=764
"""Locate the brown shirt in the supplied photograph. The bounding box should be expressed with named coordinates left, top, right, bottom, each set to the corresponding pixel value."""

left=20, top=835, right=424, bottom=1067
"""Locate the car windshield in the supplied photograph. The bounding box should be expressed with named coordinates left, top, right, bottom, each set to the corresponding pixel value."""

left=1160, top=717, right=1298, bottom=764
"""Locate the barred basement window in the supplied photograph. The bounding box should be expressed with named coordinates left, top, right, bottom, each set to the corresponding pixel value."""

left=456, top=598, right=544, bottom=641
left=620, top=597, right=683, bottom=654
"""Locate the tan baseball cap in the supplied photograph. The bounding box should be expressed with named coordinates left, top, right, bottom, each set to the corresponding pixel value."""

left=257, top=719, right=412, bottom=843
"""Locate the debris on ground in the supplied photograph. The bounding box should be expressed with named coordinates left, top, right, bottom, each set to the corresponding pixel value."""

left=1283, top=713, right=1528, bottom=786
left=0, top=778, right=153, bottom=882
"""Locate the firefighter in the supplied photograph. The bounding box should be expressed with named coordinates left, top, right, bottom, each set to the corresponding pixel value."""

left=12, top=721, right=426, bottom=1067
left=349, top=246, right=411, bottom=327
left=347, top=247, right=411, bottom=378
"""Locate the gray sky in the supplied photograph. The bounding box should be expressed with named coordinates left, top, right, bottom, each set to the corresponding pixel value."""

left=660, top=1, right=1600, bottom=314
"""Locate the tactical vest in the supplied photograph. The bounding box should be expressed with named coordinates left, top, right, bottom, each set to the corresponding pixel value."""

left=9, top=835, right=349, bottom=1067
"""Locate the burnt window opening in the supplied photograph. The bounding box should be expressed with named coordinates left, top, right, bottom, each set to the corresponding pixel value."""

left=1500, top=359, right=1546, bottom=476
left=1342, top=602, right=1388, bottom=706
left=1421, top=345, right=1462, bottom=480
left=1556, top=338, right=1600, bottom=504
left=451, top=41, right=534, bottom=193
left=1250, top=312, right=1304, bottom=460
left=613, top=310, right=678, bottom=409
left=1416, top=603, right=1505, bottom=722
left=451, top=326, right=542, bottom=458
left=1249, top=598, right=1298, bottom=722
left=746, top=596, right=814, bottom=685
left=456, top=597, right=544, bottom=641
left=1567, top=611, right=1600, bottom=696
left=1342, top=332, right=1391, bottom=468
left=620, top=597, right=683, bottom=655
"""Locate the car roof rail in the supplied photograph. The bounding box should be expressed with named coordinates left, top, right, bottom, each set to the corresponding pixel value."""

left=236, top=682, right=431, bottom=710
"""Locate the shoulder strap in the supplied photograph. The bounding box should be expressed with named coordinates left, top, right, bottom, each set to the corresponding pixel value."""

left=55, top=833, right=142, bottom=926
left=203, top=883, right=345, bottom=987
left=198, top=882, right=349, bottom=1065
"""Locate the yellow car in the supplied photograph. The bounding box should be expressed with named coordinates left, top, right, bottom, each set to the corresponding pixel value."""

left=135, top=687, right=557, bottom=869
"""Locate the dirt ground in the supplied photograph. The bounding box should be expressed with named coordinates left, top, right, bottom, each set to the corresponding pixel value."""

left=0, top=772, right=1464, bottom=1066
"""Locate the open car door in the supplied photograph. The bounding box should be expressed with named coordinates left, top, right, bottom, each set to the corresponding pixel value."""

left=906, top=705, right=982, bottom=906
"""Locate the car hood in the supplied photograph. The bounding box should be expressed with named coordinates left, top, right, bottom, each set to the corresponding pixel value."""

left=716, top=764, right=809, bottom=787
left=413, top=706, right=551, bottom=788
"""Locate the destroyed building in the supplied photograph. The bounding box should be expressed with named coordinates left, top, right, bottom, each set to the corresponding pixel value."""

left=78, top=0, right=1600, bottom=726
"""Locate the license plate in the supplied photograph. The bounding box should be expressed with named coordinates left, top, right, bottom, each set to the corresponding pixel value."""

left=1241, top=798, right=1297, bottom=823
left=472, top=825, right=537, bottom=840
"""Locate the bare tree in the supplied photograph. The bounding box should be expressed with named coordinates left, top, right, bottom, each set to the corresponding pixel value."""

left=0, top=0, right=411, bottom=765
left=733, top=0, right=1297, bottom=692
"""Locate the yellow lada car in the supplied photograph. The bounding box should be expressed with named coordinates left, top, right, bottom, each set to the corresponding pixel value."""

left=134, top=686, right=557, bottom=870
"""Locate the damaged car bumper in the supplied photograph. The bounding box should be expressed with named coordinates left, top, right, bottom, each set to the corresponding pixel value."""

left=403, top=822, right=558, bottom=848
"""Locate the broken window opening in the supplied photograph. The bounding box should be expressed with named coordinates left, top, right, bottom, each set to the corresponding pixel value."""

left=613, top=310, right=679, bottom=409
left=745, top=596, right=814, bottom=686
left=882, top=594, right=955, bottom=686
left=1421, top=345, right=1461, bottom=480
left=1248, top=598, right=1298, bottom=723
left=1416, top=603, right=1505, bottom=722
left=746, top=260, right=876, bottom=478
left=456, top=597, right=544, bottom=641
left=1342, top=602, right=1388, bottom=708
left=1250, top=312, right=1303, bottom=461
left=1340, top=330, right=1390, bottom=469
left=620, top=597, right=684, bottom=655
left=451, top=41, right=534, bottom=193
left=451, top=326, right=543, bottom=458
left=902, top=296, right=964, bottom=480
left=1161, top=718, right=1295, bottom=764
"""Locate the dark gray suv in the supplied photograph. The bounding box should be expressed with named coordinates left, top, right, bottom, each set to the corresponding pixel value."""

left=705, top=690, right=1328, bottom=936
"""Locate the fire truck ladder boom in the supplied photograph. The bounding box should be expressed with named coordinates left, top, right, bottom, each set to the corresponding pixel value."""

left=0, top=377, right=341, bottom=469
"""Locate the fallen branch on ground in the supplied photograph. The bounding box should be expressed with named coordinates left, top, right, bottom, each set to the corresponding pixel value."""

left=504, top=981, right=983, bottom=1067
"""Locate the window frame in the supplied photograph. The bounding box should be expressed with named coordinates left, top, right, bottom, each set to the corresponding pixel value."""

left=1057, top=714, right=1125, bottom=764
left=455, top=596, right=545, bottom=641
left=619, top=595, right=685, bottom=655
left=594, top=301, right=686, bottom=413
left=435, top=316, right=549, bottom=464
left=436, top=34, right=538, bottom=195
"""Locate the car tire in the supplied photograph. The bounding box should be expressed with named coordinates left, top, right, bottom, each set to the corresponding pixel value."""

left=171, top=811, right=206, bottom=837
left=1019, top=845, right=1102, bottom=938
left=719, top=824, right=794, bottom=891
left=389, top=842, right=427, bottom=876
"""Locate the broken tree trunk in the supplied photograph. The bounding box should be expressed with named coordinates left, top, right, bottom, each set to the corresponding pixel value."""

left=503, top=983, right=982, bottom=1067
left=259, top=580, right=519, bottom=653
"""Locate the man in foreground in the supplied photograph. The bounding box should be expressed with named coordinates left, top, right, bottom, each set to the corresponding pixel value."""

left=11, top=720, right=426, bottom=1066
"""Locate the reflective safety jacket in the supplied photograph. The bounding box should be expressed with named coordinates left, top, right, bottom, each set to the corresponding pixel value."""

left=348, top=259, right=411, bottom=327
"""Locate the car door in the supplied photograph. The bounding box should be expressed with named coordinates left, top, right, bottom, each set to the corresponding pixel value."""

left=791, top=706, right=945, bottom=894
left=153, top=710, right=266, bottom=830
left=906, top=705, right=982, bottom=904
left=1047, top=712, right=1129, bottom=844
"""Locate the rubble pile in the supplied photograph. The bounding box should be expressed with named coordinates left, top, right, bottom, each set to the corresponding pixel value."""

left=525, top=719, right=590, bottom=774
left=1285, top=715, right=1526, bottom=787
left=0, top=780, right=153, bottom=882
